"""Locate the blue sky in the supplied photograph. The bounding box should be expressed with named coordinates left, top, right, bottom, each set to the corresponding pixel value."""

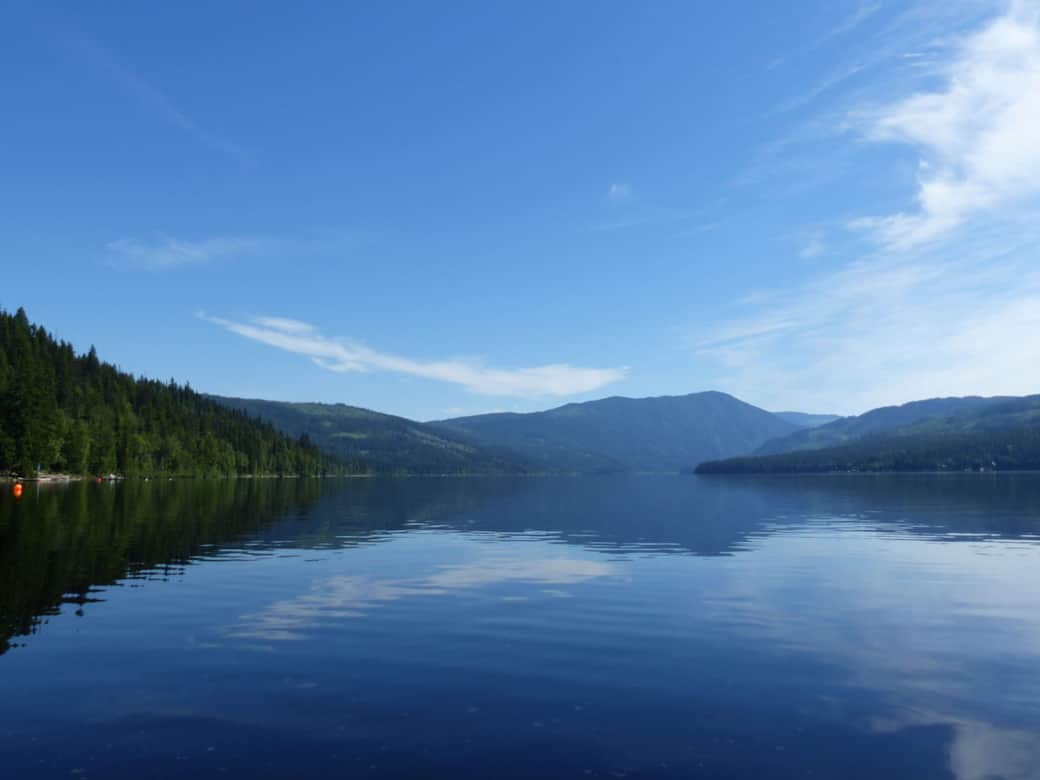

left=3, top=1, right=1039, bottom=420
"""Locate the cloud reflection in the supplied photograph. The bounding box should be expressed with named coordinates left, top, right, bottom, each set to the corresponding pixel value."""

left=229, top=554, right=615, bottom=641
left=700, top=532, right=1040, bottom=780
left=872, top=713, right=1040, bottom=780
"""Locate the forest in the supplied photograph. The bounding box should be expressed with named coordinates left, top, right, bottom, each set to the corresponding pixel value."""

left=0, top=307, right=349, bottom=478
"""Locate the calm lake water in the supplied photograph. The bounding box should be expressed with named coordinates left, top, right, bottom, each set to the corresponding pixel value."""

left=2, top=474, right=1040, bottom=779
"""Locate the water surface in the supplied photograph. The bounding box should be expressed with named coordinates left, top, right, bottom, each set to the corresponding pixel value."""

left=2, top=474, right=1039, bottom=778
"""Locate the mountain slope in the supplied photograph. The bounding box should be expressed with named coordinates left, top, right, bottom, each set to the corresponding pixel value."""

left=697, top=395, right=1040, bottom=474
left=211, top=396, right=527, bottom=474
left=431, top=391, right=800, bottom=473
left=0, top=308, right=332, bottom=477
left=756, top=396, right=1016, bottom=456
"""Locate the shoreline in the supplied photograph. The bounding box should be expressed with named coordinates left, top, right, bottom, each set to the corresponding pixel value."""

left=0, top=474, right=84, bottom=484
left=0, top=473, right=370, bottom=483
left=691, top=468, right=1040, bottom=476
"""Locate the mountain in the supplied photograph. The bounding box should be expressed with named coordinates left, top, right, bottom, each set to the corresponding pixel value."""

left=772, top=412, right=841, bottom=429
left=431, top=391, right=800, bottom=473
left=697, top=395, right=1040, bottom=474
left=0, top=308, right=333, bottom=477
left=755, top=396, right=1016, bottom=456
left=210, top=396, right=528, bottom=475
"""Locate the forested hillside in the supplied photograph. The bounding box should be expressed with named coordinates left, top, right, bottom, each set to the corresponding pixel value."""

left=698, top=396, right=1040, bottom=474
left=695, top=427, right=1040, bottom=474
left=0, top=308, right=339, bottom=477
left=211, top=396, right=529, bottom=475
left=755, top=396, right=1015, bottom=456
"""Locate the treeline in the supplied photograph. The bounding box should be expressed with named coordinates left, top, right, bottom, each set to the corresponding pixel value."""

left=0, top=307, right=353, bottom=477
left=694, top=428, right=1040, bottom=474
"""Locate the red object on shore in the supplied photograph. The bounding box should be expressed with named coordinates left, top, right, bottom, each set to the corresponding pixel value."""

left=12, top=483, right=23, bottom=498
left=97, top=476, right=103, bottom=483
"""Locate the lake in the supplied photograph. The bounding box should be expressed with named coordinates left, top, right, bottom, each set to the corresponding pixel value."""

left=2, top=474, right=1039, bottom=778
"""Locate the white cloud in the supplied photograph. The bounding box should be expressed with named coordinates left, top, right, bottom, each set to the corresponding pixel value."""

left=108, top=235, right=266, bottom=269
left=857, top=0, right=1040, bottom=248
left=251, top=316, right=315, bottom=335
left=202, top=314, right=627, bottom=398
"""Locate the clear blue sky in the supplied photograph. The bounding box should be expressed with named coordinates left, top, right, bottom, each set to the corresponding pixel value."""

left=4, top=1, right=1039, bottom=420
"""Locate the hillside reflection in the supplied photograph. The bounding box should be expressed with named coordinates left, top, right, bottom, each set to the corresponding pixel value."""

left=0, top=479, right=324, bottom=653
left=3, top=473, right=1039, bottom=655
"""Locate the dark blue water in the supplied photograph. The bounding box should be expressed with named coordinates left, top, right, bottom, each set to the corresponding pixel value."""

left=2, top=474, right=1039, bottom=778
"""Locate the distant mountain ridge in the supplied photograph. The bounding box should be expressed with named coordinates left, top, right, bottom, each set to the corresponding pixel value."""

left=755, top=396, right=1017, bottom=456
left=698, top=395, right=1040, bottom=474
left=431, top=391, right=801, bottom=473
left=217, top=391, right=841, bottom=475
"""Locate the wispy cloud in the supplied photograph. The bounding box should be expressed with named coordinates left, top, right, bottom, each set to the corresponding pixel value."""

left=854, top=0, right=1040, bottom=248
left=107, top=236, right=267, bottom=270
left=821, top=1, right=886, bottom=43
left=772, top=62, right=868, bottom=115
left=797, top=231, right=828, bottom=259
left=202, top=314, right=627, bottom=398
left=63, top=18, right=246, bottom=158
left=105, top=54, right=246, bottom=158
left=701, top=2, right=1040, bottom=412
left=590, top=182, right=709, bottom=232
left=696, top=217, right=1040, bottom=413
left=606, top=182, right=633, bottom=203
left=766, top=1, right=885, bottom=73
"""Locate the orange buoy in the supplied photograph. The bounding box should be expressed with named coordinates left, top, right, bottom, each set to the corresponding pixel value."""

left=12, top=483, right=23, bottom=498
